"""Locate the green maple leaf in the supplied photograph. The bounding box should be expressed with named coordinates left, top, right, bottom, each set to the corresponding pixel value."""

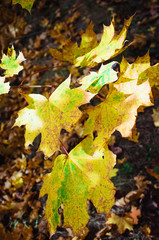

left=0, top=77, right=10, bottom=95
left=12, top=0, right=35, bottom=12
left=14, top=76, right=94, bottom=156
left=0, top=45, right=25, bottom=77
left=40, top=136, right=116, bottom=235
left=79, top=61, right=118, bottom=93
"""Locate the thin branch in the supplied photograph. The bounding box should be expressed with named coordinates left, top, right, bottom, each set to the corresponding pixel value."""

left=19, top=64, right=73, bottom=87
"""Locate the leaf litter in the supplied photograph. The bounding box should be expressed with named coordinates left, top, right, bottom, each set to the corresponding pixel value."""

left=0, top=0, right=159, bottom=239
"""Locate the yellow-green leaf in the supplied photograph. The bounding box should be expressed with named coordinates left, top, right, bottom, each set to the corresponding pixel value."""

left=83, top=78, right=152, bottom=148
left=0, top=77, right=10, bottom=95
left=138, top=63, right=159, bottom=88
left=117, top=51, right=150, bottom=84
left=79, top=62, right=118, bottom=93
left=12, top=0, right=35, bottom=12
left=0, top=45, right=25, bottom=77
left=14, top=76, right=94, bottom=156
left=40, top=136, right=116, bottom=235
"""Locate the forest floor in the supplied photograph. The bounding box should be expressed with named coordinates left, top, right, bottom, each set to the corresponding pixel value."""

left=0, top=0, right=159, bottom=239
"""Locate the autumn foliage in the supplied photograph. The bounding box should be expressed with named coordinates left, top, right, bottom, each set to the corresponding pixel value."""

left=1, top=6, right=159, bottom=238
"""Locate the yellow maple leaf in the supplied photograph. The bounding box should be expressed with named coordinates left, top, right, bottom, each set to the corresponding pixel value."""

left=49, top=21, right=98, bottom=65
left=107, top=212, right=134, bottom=233
left=40, top=136, right=116, bottom=235
left=138, top=63, right=159, bottom=88
left=117, top=51, right=151, bottom=84
left=83, top=78, right=152, bottom=148
left=114, top=79, right=152, bottom=139
left=116, top=51, right=159, bottom=90
left=0, top=45, right=25, bottom=77
left=14, top=76, right=94, bottom=156
left=75, top=16, right=133, bottom=67
left=49, top=16, right=133, bottom=67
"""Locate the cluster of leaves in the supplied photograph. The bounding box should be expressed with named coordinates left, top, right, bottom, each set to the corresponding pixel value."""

left=1, top=14, right=159, bottom=239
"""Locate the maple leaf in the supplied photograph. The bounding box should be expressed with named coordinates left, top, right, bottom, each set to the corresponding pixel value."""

left=12, top=0, right=35, bottom=12
left=75, top=16, right=133, bottom=67
left=0, top=45, right=25, bottom=77
left=40, top=136, right=116, bottom=235
left=0, top=77, right=10, bottom=95
left=14, top=76, right=94, bottom=156
left=83, top=79, right=152, bottom=148
left=117, top=51, right=151, bottom=84
left=83, top=88, right=127, bottom=147
left=79, top=62, right=118, bottom=93
left=138, top=63, right=159, bottom=88
left=49, top=21, right=98, bottom=65
left=113, top=79, right=152, bottom=138
left=49, top=16, right=133, bottom=67
left=106, top=212, right=134, bottom=233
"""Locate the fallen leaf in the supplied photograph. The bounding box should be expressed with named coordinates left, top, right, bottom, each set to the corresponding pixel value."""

left=128, top=206, right=141, bottom=224
left=145, top=166, right=159, bottom=179
left=107, top=212, right=134, bottom=233
left=152, top=108, right=159, bottom=127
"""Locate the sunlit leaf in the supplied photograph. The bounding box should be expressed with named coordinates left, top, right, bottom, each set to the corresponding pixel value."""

left=0, top=77, right=10, bottom=95
left=0, top=45, right=25, bottom=77
left=49, top=21, right=98, bottom=64
left=79, top=62, right=118, bottom=93
left=40, top=136, right=116, bottom=235
left=14, top=76, right=94, bottom=156
left=50, top=16, right=133, bottom=67
left=138, top=63, right=159, bottom=88
left=83, top=78, right=152, bottom=148
left=75, top=16, right=133, bottom=67
left=117, top=51, right=151, bottom=84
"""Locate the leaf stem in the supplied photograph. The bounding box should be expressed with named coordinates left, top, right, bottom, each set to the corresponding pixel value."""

left=19, top=88, right=29, bottom=104
left=59, top=139, right=69, bottom=155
